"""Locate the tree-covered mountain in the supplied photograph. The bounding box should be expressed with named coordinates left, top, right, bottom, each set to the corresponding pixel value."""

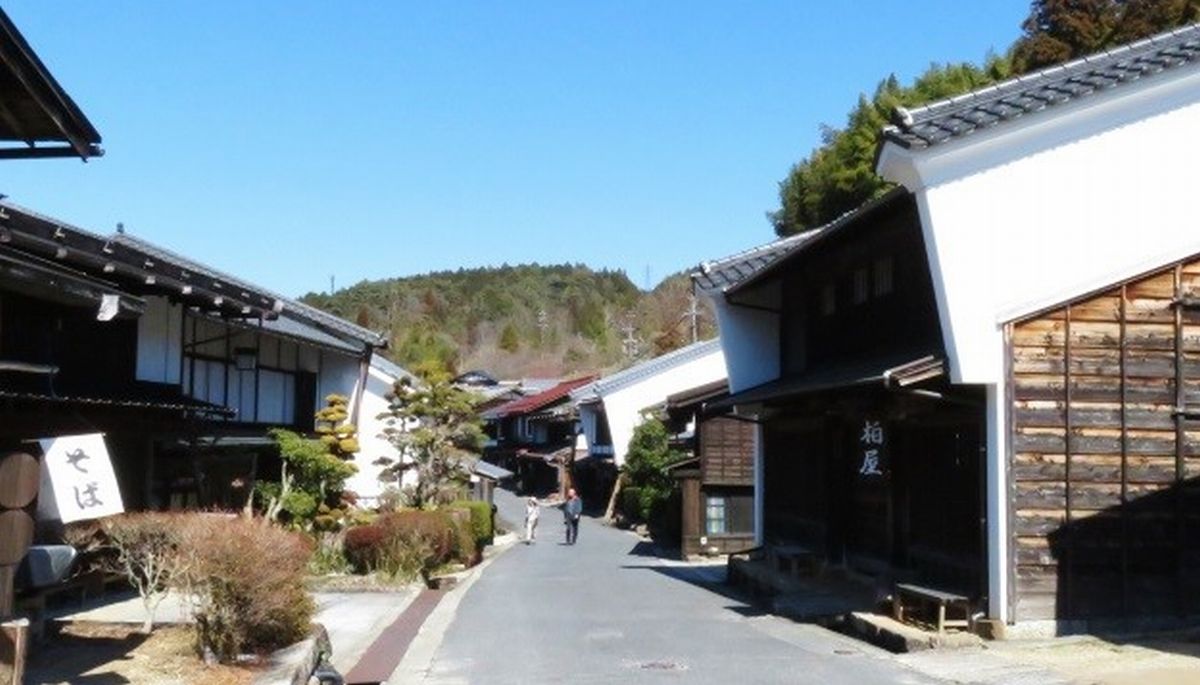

left=300, top=264, right=716, bottom=379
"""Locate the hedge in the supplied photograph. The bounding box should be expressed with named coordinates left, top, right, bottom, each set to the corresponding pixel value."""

left=449, top=499, right=493, bottom=546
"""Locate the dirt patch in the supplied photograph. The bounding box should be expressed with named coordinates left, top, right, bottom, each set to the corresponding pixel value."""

left=25, top=622, right=262, bottom=685
left=992, top=634, right=1200, bottom=685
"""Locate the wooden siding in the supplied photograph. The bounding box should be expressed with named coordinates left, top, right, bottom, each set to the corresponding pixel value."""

left=1010, top=259, right=1200, bottom=622
left=700, top=417, right=754, bottom=486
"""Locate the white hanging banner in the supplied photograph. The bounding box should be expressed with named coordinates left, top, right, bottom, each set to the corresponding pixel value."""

left=96, top=293, right=120, bottom=322
left=37, top=433, right=125, bottom=523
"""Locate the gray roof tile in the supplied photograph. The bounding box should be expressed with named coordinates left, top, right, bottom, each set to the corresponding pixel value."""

left=884, top=24, right=1200, bottom=150
left=693, top=188, right=908, bottom=296
left=692, top=230, right=820, bottom=293
left=112, top=233, right=385, bottom=348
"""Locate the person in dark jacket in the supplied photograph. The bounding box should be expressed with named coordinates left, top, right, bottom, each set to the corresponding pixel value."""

left=562, top=488, right=582, bottom=544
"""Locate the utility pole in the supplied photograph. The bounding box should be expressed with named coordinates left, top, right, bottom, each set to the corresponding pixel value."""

left=536, top=308, right=549, bottom=345
left=329, top=275, right=335, bottom=295
left=620, top=318, right=641, bottom=359
left=688, top=293, right=699, bottom=343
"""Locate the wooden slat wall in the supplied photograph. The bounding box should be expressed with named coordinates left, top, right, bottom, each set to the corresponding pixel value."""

left=700, top=417, right=755, bottom=486
left=1010, top=259, right=1200, bottom=622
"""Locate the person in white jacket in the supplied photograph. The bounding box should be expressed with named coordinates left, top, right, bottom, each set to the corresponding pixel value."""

left=524, top=496, right=541, bottom=544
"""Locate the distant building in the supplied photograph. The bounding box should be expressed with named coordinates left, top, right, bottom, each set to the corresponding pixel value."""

left=663, top=380, right=756, bottom=559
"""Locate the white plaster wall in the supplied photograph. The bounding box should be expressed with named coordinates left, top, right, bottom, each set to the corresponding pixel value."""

left=577, top=402, right=600, bottom=451
left=317, top=351, right=361, bottom=416
left=600, top=348, right=727, bottom=467
left=348, top=363, right=416, bottom=502
left=883, top=68, right=1200, bottom=384
left=135, top=296, right=183, bottom=384
left=711, top=298, right=779, bottom=393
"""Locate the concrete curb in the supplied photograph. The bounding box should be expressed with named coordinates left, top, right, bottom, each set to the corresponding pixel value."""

left=253, top=622, right=332, bottom=685
left=386, top=533, right=521, bottom=683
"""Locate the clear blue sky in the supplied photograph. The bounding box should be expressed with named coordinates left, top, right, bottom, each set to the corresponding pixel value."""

left=2, top=2, right=1027, bottom=297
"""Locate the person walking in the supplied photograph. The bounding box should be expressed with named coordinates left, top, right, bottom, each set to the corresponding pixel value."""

left=562, top=488, right=582, bottom=545
left=523, top=496, right=541, bottom=544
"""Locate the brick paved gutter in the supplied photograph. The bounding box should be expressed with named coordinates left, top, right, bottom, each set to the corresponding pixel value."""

left=342, top=588, right=446, bottom=685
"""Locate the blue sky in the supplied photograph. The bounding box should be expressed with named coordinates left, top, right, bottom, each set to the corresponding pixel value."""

left=2, top=2, right=1027, bottom=297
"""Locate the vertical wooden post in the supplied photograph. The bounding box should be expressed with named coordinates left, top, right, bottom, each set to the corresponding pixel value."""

left=1174, top=265, right=1186, bottom=614
left=1119, top=284, right=1130, bottom=619
left=0, top=618, right=29, bottom=685
left=0, top=451, right=38, bottom=683
left=1063, top=303, right=1074, bottom=619
left=0, top=568, right=12, bottom=621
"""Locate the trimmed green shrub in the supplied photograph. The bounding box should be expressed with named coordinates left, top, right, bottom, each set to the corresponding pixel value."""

left=450, top=500, right=493, bottom=546
left=620, top=485, right=644, bottom=522
left=443, top=507, right=478, bottom=567
left=343, top=510, right=470, bottom=580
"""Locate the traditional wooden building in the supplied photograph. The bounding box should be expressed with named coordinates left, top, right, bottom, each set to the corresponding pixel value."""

left=698, top=192, right=980, bottom=596
left=572, top=338, right=727, bottom=468
left=701, top=25, right=1200, bottom=633
left=0, top=203, right=388, bottom=514
left=481, top=376, right=594, bottom=496
left=571, top=339, right=728, bottom=512
left=664, top=380, right=756, bottom=558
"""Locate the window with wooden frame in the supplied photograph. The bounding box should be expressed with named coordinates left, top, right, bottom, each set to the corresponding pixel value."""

left=705, top=495, right=727, bottom=535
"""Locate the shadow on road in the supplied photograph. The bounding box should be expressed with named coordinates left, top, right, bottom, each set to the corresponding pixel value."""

left=626, top=540, right=664, bottom=558
left=619, top=561, right=771, bottom=618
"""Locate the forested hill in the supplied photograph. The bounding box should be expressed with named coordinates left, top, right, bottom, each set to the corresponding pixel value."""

left=300, top=264, right=716, bottom=379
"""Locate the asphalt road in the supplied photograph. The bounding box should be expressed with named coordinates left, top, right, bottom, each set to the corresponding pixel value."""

left=417, top=487, right=949, bottom=684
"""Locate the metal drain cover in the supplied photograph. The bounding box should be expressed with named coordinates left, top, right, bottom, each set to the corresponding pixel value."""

left=635, top=660, right=686, bottom=671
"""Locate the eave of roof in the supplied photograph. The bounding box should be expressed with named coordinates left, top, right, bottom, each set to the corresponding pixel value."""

left=881, top=23, right=1200, bottom=152
left=0, top=8, right=102, bottom=160
left=665, top=378, right=729, bottom=410
left=706, top=353, right=944, bottom=413
left=0, top=388, right=235, bottom=417
left=110, top=232, right=386, bottom=349
left=473, top=459, right=513, bottom=481
left=0, top=201, right=282, bottom=321
left=722, top=188, right=911, bottom=299
left=692, top=229, right=821, bottom=294
left=585, top=338, right=724, bottom=399
left=370, top=354, right=416, bottom=382
left=485, top=375, right=596, bottom=419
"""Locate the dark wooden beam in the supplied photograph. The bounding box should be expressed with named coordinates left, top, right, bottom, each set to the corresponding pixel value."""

left=0, top=16, right=99, bottom=159
left=0, top=212, right=274, bottom=319
left=0, top=144, right=99, bottom=159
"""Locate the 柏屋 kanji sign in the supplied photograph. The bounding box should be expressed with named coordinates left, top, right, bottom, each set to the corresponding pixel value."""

left=857, top=418, right=888, bottom=479
left=37, top=433, right=124, bottom=523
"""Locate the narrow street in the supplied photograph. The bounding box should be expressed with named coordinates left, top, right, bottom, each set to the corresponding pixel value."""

left=413, top=488, right=946, bottom=684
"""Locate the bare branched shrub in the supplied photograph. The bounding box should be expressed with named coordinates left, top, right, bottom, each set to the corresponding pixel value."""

left=102, top=512, right=189, bottom=634
left=179, top=515, right=314, bottom=663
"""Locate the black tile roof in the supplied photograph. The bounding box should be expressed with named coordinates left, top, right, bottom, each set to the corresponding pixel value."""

left=112, top=233, right=386, bottom=348
left=692, top=230, right=820, bottom=293
left=883, top=23, right=1200, bottom=150
left=693, top=188, right=908, bottom=296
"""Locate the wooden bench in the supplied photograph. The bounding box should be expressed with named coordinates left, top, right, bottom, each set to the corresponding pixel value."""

left=892, top=582, right=972, bottom=634
left=769, top=544, right=819, bottom=577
